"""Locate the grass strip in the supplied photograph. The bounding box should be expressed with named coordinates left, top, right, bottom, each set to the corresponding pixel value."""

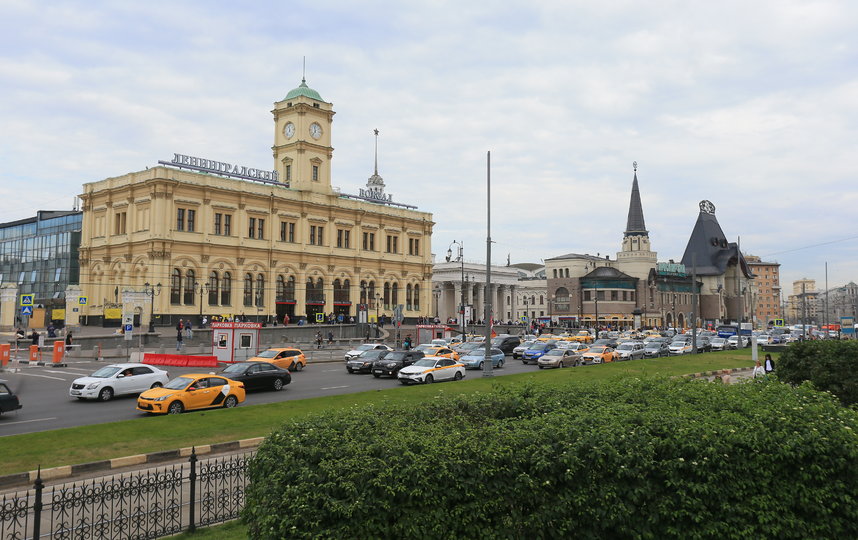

left=166, top=520, right=246, bottom=539
left=0, top=350, right=756, bottom=474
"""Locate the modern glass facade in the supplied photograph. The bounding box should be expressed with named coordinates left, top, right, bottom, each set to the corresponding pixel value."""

left=0, top=210, right=82, bottom=303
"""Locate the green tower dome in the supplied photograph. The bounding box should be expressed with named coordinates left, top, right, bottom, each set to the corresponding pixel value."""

left=284, top=78, right=324, bottom=101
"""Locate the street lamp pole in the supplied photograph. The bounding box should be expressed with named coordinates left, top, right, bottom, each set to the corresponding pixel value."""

left=446, top=240, right=465, bottom=340
left=144, top=282, right=162, bottom=334
left=375, top=293, right=381, bottom=338
left=194, top=281, right=209, bottom=324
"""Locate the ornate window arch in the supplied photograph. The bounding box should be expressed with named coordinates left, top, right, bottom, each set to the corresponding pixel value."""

left=208, top=271, right=219, bottom=305
left=243, top=273, right=253, bottom=307
left=276, top=275, right=286, bottom=302
left=406, top=284, right=413, bottom=310
left=184, top=269, right=196, bottom=305
left=221, top=272, right=232, bottom=306
left=256, top=274, right=265, bottom=307
left=414, top=284, right=420, bottom=310
left=170, top=268, right=182, bottom=305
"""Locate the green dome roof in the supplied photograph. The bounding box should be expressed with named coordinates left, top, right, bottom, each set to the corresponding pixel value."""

left=285, top=78, right=323, bottom=101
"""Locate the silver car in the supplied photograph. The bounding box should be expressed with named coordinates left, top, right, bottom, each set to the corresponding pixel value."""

left=70, top=363, right=169, bottom=401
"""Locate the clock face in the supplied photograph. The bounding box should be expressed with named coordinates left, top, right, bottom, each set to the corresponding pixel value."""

left=309, top=122, right=322, bottom=139
left=283, top=122, right=295, bottom=139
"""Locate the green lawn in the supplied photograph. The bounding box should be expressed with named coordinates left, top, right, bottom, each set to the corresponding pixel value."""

left=167, top=520, right=246, bottom=539
left=0, top=350, right=758, bottom=474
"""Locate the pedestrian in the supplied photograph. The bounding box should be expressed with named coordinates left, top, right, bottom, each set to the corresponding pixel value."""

left=752, top=359, right=765, bottom=379
left=404, top=335, right=412, bottom=350
left=176, top=327, right=184, bottom=351
left=185, top=319, right=193, bottom=339
left=15, top=327, right=26, bottom=340
left=283, top=313, right=290, bottom=326
left=327, top=331, right=334, bottom=345
left=316, top=331, right=323, bottom=349
left=764, top=354, right=775, bottom=375
left=176, top=319, right=184, bottom=332
left=201, top=316, right=208, bottom=328
left=47, top=323, right=57, bottom=338
left=65, top=331, right=73, bottom=347
left=31, top=329, right=40, bottom=346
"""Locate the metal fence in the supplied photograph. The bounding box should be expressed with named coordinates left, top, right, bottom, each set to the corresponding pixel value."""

left=0, top=448, right=251, bottom=539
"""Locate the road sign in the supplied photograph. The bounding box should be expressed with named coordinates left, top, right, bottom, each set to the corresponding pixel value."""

left=315, top=313, right=324, bottom=323
left=79, top=296, right=88, bottom=305
left=337, top=314, right=344, bottom=323
left=520, top=316, right=527, bottom=323
left=124, top=323, right=133, bottom=341
left=21, top=305, right=33, bottom=316
left=20, top=295, right=34, bottom=306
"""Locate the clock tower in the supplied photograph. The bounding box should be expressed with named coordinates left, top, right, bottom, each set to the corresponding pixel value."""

left=272, top=78, right=335, bottom=193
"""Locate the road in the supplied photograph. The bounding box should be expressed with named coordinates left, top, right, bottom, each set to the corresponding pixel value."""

left=0, top=348, right=538, bottom=436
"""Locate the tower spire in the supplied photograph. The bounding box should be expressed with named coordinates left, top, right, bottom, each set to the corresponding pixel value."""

left=302, top=56, right=306, bottom=84
left=624, top=161, right=648, bottom=237
left=373, top=128, right=379, bottom=175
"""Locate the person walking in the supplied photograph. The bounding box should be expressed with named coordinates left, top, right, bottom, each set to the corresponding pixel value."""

left=185, top=319, right=193, bottom=339
left=315, top=331, right=323, bottom=349
left=752, top=359, right=765, bottom=379
left=65, top=331, right=73, bottom=347
left=176, top=327, right=184, bottom=351
left=327, top=331, right=334, bottom=345
left=404, top=335, right=412, bottom=350
left=30, top=329, right=40, bottom=347
left=764, top=354, right=775, bottom=376
left=201, top=316, right=208, bottom=328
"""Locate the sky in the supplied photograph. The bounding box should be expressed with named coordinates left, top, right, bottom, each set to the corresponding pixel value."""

left=2, top=0, right=857, bottom=293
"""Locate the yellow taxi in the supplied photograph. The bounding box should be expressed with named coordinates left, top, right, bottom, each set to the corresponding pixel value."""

left=137, top=374, right=246, bottom=414
left=569, top=331, right=594, bottom=343
left=419, top=346, right=460, bottom=361
left=247, top=347, right=306, bottom=371
left=536, top=334, right=556, bottom=342
left=580, top=345, right=618, bottom=365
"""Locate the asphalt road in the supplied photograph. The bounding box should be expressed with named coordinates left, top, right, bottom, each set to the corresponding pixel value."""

left=0, top=349, right=540, bottom=436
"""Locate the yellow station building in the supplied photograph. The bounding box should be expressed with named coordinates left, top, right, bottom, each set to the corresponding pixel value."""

left=76, top=78, right=434, bottom=327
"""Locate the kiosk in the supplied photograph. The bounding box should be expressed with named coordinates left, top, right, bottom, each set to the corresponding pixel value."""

left=210, top=322, right=262, bottom=363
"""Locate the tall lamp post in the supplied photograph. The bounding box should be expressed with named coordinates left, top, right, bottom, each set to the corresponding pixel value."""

left=144, top=282, right=162, bottom=334
left=446, top=240, right=465, bottom=340
left=375, top=293, right=381, bottom=338
left=194, top=281, right=209, bottom=324
left=672, top=293, right=677, bottom=330
left=433, top=285, right=441, bottom=320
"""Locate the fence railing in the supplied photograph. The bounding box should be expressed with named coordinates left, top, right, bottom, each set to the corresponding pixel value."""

left=0, top=448, right=251, bottom=539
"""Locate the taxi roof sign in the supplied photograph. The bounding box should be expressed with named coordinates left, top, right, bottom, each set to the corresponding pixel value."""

left=20, top=295, right=34, bottom=306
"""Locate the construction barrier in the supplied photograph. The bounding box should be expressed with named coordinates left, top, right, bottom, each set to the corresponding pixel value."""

left=29, top=345, right=40, bottom=363
left=143, top=353, right=219, bottom=368
left=52, top=340, right=65, bottom=364
left=0, top=344, right=9, bottom=367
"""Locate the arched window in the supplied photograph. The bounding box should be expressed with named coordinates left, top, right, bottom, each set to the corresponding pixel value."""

left=413, top=284, right=420, bottom=310
left=539, top=295, right=544, bottom=305
left=256, top=274, right=265, bottom=306
left=285, top=276, right=295, bottom=300
left=333, top=279, right=349, bottom=304
left=383, top=282, right=391, bottom=308
left=360, top=280, right=368, bottom=304
left=531, top=295, right=535, bottom=304
left=368, top=281, right=376, bottom=308
left=221, top=272, right=231, bottom=305
left=553, top=269, right=558, bottom=278
left=276, top=275, right=286, bottom=302
left=565, top=268, right=570, bottom=278
left=243, top=273, right=253, bottom=307
left=208, top=271, right=219, bottom=305
left=406, top=284, right=413, bottom=310
left=554, top=287, right=570, bottom=311
left=170, top=268, right=182, bottom=305
left=392, top=282, right=399, bottom=306
left=184, top=269, right=196, bottom=305
left=316, top=278, right=325, bottom=303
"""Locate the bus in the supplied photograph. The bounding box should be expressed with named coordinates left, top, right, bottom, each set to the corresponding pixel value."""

left=716, top=324, right=752, bottom=338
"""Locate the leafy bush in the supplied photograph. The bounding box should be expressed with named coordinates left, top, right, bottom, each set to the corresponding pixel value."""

left=243, top=379, right=858, bottom=539
left=777, top=340, right=858, bottom=405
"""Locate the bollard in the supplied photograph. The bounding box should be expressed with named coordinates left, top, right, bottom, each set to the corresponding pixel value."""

left=0, top=344, right=9, bottom=367
left=29, top=345, right=41, bottom=363
left=52, top=340, right=66, bottom=366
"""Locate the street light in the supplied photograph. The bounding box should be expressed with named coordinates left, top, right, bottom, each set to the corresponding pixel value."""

left=144, top=282, right=162, bottom=333
left=375, top=293, right=381, bottom=338
left=446, top=240, right=465, bottom=340
left=433, top=285, right=441, bottom=320
left=194, top=281, right=209, bottom=324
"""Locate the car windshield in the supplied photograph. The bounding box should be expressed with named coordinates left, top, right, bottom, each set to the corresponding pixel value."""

left=519, top=341, right=535, bottom=348
left=645, top=343, right=660, bottom=349
left=589, top=347, right=607, bottom=353
left=356, top=344, right=375, bottom=351
left=222, top=363, right=248, bottom=374
left=617, top=344, right=633, bottom=350
left=466, top=350, right=486, bottom=357
left=90, top=367, right=121, bottom=378
left=530, top=343, right=549, bottom=351
left=384, top=352, right=407, bottom=362
left=414, top=344, right=433, bottom=352
left=543, top=349, right=563, bottom=356
left=359, top=350, right=387, bottom=359
left=256, top=350, right=279, bottom=359
left=164, top=377, right=194, bottom=390
left=711, top=338, right=726, bottom=343
left=412, top=359, right=438, bottom=367
left=671, top=340, right=688, bottom=345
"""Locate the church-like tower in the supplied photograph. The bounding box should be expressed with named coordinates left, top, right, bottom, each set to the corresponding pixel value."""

left=616, top=162, right=657, bottom=280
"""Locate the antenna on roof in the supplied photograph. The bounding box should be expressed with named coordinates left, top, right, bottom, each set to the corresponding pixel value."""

left=633, top=161, right=637, bottom=172
left=302, top=56, right=306, bottom=83
left=373, top=128, right=379, bottom=175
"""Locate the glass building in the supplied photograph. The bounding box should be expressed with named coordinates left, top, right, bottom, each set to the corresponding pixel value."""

left=0, top=210, right=82, bottom=304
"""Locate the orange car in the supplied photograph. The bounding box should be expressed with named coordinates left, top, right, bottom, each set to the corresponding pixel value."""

left=247, top=348, right=306, bottom=371
left=137, top=373, right=246, bottom=414
left=580, top=345, right=618, bottom=365
left=417, top=346, right=460, bottom=361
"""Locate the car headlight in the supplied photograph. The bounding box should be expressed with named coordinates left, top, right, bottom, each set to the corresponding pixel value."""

left=86, top=383, right=100, bottom=389
left=152, top=395, right=171, bottom=402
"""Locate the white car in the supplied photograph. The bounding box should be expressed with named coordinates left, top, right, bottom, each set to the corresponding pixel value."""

left=397, top=356, right=465, bottom=385
left=70, top=363, right=170, bottom=401
left=615, top=341, right=646, bottom=360
left=668, top=339, right=693, bottom=356
left=512, top=340, right=536, bottom=359
left=344, top=343, right=392, bottom=361
left=709, top=337, right=728, bottom=351
left=727, top=335, right=750, bottom=348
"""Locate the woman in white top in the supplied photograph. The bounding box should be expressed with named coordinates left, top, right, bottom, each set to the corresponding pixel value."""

left=752, top=359, right=766, bottom=379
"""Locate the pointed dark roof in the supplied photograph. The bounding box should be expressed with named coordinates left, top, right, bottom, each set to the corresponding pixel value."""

left=585, top=266, right=635, bottom=280
left=624, top=172, right=648, bottom=237
left=680, top=207, right=753, bottom=278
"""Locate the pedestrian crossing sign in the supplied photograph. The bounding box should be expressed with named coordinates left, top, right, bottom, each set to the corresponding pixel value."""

left=20, top=294, right=34, bottom=306
left=79, top=296, right=88, bottom=305
left=21, top=305, right=34, bottom=316
left=315, top=313, right=324, bottom=323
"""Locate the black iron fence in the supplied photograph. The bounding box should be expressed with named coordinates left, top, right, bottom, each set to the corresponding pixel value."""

left=0, top=448, right=251, bottom=539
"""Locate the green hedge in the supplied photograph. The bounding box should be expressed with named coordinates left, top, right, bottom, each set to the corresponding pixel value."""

left=243, top=378, right=858, bottom=539
left=777, top=340, right=858, bottom=405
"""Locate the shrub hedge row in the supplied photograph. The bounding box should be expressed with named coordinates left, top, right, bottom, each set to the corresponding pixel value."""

left=243, top=378, right=858, bottom=539
left=777, top=340, right=858, bottom=405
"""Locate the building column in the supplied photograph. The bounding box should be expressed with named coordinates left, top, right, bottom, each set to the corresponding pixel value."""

left=0, top=284, right=18, bottom=331
left=452, top=282, right=462, bottom=322
left=296, top=270, right=307, bottom=319
left=349, top=279, right=360, bottom=317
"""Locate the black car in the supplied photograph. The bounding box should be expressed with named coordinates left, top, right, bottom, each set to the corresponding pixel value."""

left=490, top=335, right=521, bottom=355
left=0, top=380, right=22, bottom=414
left=347, top=349, right=390, bottom=373
left=219, top=362, right=291, bottom=392
left=372, top=350, right=424, bottom=378
left=643, top=340, right=670, bottom=358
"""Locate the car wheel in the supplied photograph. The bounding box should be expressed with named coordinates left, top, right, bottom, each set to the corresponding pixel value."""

left=399, top=380, right=409, bottom=385
left=373, top=373, right=381, bottom=378
left=497, top=359, right=504, bottom=368
left=538, top=366, right=543, bottom=369
left=273, top=378, right=284, bottom=391
left=346, top=368, right=353, bottom=373
left=559, top=361, right=564, bottom=368
left=292, top=361, right=303, bottom=372
left=478, top=361, right=484, bottom=370
left=150, top=382, right=163, bottom=389
left=454, top=371, right=463, bottom=381
left=424, top=374, right=434, bottom=384
left=98, top=387, right=113, bottom=402
left=224, top=395, right=238, bottom=408
left=167, top=401, right=184, bottom=414
left=76, top=397, right=86, bottom=401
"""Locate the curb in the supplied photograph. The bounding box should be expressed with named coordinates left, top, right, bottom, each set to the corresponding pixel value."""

left=685, top=367, right=753, bottom=379
left=0, top=436, right=266, bottom=490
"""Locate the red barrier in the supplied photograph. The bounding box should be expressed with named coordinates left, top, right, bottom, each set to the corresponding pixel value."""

left=0, top=344, right=9, bottom=367
left=52, top=340, right=65, bottom=364
left=29, top=345, right=41, bottom=363
left=143, top=353, right=218, bottom=367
